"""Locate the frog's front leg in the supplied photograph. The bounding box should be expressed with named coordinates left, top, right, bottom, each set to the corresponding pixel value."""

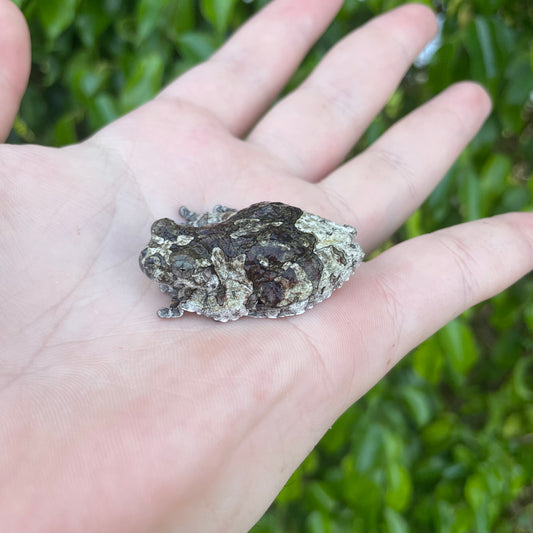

left=156, top=284, right=185, bottom=318
left=157, top=299, right=184, bottom=318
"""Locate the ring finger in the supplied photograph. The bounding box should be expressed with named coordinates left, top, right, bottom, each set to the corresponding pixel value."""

left=321, top=81, right=492, bottom=251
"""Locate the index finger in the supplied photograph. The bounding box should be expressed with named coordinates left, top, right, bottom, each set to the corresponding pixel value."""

left=158, top=0, right=343, bottom=136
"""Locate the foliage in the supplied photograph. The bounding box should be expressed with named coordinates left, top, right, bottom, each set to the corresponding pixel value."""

left=10, top=0, right=533, bottom=531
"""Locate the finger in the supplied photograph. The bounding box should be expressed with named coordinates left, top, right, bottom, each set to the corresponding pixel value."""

left=248, top=4, right=438, bottom=181
left=0, top=0, right=31, bottom=142
left=158, top=0, right=343, bottom=136
left=321, top=82, right=492, bottom=251
left=312, top=212, right=533, bottom=401
left=220, top=212, right=533, bottom=529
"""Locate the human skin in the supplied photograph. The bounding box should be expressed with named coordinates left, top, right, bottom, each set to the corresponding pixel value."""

left=0, top=0, right=532, bottom=532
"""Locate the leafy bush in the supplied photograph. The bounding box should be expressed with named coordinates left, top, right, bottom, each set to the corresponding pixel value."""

left=11, top=0, right=533, bottom=531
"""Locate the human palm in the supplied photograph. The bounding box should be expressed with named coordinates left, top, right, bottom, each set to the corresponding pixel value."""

left=1, top=1, right=532, bottom=532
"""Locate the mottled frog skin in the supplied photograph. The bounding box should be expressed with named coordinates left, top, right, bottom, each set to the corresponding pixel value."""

left=139, top=202, right=364, bottom=322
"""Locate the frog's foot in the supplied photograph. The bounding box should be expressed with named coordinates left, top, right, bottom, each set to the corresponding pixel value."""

left=212, top=205, right=236, bottom=214
left=179, top=205, right=238, bottom=227
left=157, top=304, right=184, bottom=318
left=179, top=206, right=199, bottom=224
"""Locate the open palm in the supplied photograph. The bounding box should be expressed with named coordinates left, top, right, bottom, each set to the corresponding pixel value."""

left=1, top=1, right=532, bottom=532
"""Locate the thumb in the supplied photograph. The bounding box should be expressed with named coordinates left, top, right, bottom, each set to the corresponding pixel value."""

left=0, top=0, right=31, bottom=142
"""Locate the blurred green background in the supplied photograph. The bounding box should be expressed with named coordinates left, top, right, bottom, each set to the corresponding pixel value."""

left=9, top=0, right=533, bottom=531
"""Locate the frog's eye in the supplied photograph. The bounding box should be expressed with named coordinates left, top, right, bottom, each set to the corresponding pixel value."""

left=140, top=251, right=164, bottom=269
left=139, top=252, right=171, bottom=283
left=151, top=218, right=178, bottom=240
left=172, top=254, right=196, bottom=277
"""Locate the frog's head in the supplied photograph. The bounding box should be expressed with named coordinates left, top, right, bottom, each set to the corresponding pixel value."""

left=139, top=218, right=210, bottom=287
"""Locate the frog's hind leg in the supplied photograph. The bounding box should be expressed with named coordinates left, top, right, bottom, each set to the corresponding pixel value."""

left=179, top=206, right=202, bottom=225
left=212, top=205, right=236, bottom=215
left=179, top=205, right=237, bottom=227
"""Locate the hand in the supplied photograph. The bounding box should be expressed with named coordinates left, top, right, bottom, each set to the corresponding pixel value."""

left=1, top=1, right=532, bottom=532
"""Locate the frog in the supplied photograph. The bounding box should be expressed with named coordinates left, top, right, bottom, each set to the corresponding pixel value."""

left=139, top=202, right=364, bottom=322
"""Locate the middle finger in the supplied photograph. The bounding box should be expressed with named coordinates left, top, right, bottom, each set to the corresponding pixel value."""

left=248, top=4, right=437, bottom=182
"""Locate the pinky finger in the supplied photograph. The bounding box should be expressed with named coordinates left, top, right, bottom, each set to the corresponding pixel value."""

left=0, top=0, right=31, bottom=142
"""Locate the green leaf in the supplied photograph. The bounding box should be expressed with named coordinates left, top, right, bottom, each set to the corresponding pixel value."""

left=465, top=474, right=490, bottom=533
left=474, top=17, right=498, bottom=79
left=38, top=0, right=79, bottom=40
left=306, top=511, right=329, bottom=533
left=386, top=463, right=412, bottom=512
left=465, top=474, right=487, bottom=510
left=414, top=456, right=448, bottom=485
left=503, top=59, right=533, bottom=106
left=499, top=102, right=525, bottom=135
left=75, top=1, right=111, bottom=48
left=400, top=385, right=433, bottom=427
left=412, top=335, right=444, bottom=384
left=436, top=500, right=454, bottom=533
left=11, top=115, right=35, bottom=143
left=480, top=153, right=511, bottom=214
left=427, top=168, right=455, bottom=223
left=178, top=32, right=218, bottom=62
left=459, top=169, right=481, bottom=221
left=422, top=415, right=455, bottom=447
left=525, top=303, right=533, bottom=333
left=502, top=413, right=524, bottom=439
left=321, top=406, right=358, bottom=454
left=513, top=356, right=533, bottom=401
left=136, top=0, right=172, bottom=43
left=120, top=54, right=164, bottom=113
left=439, top=319, right=479, bottom=378
left=116, top=16, right=137, bottom=43
left=464, top=17, right=499, bottom=90
left=308, top=482, right=337, bottom=513
left=385, top=89, right=404, bottom=119
left=165, top=0, right=195, bottom=42
left=64, top=53, right=111, bottom=106
left=53, top=112, right=80, bottom=146
left=103, top=0, right=122, bottom=16
left=250, top=513, right=279, bottom=533
left=364, top=117, right=387, bottom=146
left=383, top=429, right=405, bottom=463
left=276, top=469, right=302, bottom=504
left=201, top=0, right=237, bottom=35
left=384, top=507, right=409, bottom=533
left=437, top=501, right=473, bottom=533
left=355, top=423, right=383, bottom=472
left=87, top=94, right=119, bottom=129
left=471, top=116, right=500, bottom=152
left=405, top=209, right=422, bottom=239
left=500, top=187, right=531, bottom=213
left=428, top=42, right=459, bottom=92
